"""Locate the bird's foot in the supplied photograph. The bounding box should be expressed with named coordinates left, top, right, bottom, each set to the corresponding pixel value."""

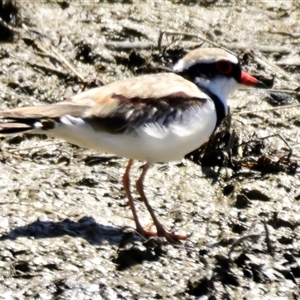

left=136, top=222, right=187, bottom=244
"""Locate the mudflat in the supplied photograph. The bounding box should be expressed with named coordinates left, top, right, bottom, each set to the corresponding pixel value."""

left=0, top=1, right=299, bottom=299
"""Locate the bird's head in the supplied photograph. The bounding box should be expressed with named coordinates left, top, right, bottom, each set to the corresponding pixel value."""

left=173, top=48, right=266, bottom=109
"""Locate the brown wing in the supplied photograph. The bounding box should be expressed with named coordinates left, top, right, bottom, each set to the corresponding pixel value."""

left=70, top=73, right=208, bottom=134
left=0, top=73, right=208, bottom=135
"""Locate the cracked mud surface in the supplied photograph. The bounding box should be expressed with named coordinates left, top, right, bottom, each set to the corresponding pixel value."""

left=0, top=1, right=300, bottom=299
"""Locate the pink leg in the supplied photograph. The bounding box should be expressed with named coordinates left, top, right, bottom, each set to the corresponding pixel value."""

left=135, top=162, right=186, bottom=243
left=122, top=159, right=153, bottom=237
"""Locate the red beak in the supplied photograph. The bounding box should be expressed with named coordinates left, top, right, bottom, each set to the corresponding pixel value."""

left=240, top=71, right=266, bottom=88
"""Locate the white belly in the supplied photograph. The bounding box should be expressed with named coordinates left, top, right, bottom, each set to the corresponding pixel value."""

left=38, top=100, right=217, bottom=163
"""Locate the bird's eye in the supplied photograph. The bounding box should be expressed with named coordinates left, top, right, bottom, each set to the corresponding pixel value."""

left=216, top=60, right=233, bottom=74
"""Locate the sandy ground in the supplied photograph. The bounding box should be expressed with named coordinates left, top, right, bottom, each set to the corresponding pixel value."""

left=0, top=0, right=300, bottom=299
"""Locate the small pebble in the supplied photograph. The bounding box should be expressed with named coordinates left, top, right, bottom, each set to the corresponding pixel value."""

left=266, top=92, right=293, bottom=106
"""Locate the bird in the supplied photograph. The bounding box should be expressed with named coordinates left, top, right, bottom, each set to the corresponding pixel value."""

left=0, top=48, right=266, bottom=243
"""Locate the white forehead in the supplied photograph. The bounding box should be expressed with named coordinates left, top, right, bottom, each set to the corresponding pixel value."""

left=173, top=48, right=239, bottom=72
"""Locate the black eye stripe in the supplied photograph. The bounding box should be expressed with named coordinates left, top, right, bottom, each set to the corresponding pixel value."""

left=178, top=62, right=241, bottom=82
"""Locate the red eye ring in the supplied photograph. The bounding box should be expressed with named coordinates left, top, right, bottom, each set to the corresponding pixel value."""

left=216, top=60, right=233, bottom=74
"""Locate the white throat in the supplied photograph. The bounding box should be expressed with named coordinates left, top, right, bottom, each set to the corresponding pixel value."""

left=194, top=76, right=239, bottom=113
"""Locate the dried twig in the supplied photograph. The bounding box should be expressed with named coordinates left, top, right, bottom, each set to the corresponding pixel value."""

left=1, top=20, right=92, bottom=85
left=234, top=103, right=300, bottom=115
left=230, top=43, right=291, bottom=54
left=157, top=30, right=234, bottom=55
left=238, top=133, right=293, bottom=159
left=254, top=51, right=298, bottom=85
left=106, top=41, right=154, bottom=50
left=228, top=233, right=261, bottom=259
left=10, top=53, right=69, bottom=77
left=50, top=46, right=86, bottom=82
left=267, top=30, right=300, bottom=39
left=263, top=219, right=274, bottom=257
left=262, top=89, right=300, bottom=95
left=22, top=24, right=87, bottom=83
left=0, top=15, right=22, bottom=34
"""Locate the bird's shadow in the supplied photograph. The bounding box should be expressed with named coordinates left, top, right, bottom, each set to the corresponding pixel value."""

left=0, top=217, right=165, bottom=270
left=0, top=216, right=123, bottom=246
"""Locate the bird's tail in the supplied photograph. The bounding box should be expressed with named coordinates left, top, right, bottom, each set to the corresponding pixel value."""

left=0, top=105, right=58, bottom=136
left=0, top=118, right=38, bottom=135
left=0, top=103, right=88, bottom=136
